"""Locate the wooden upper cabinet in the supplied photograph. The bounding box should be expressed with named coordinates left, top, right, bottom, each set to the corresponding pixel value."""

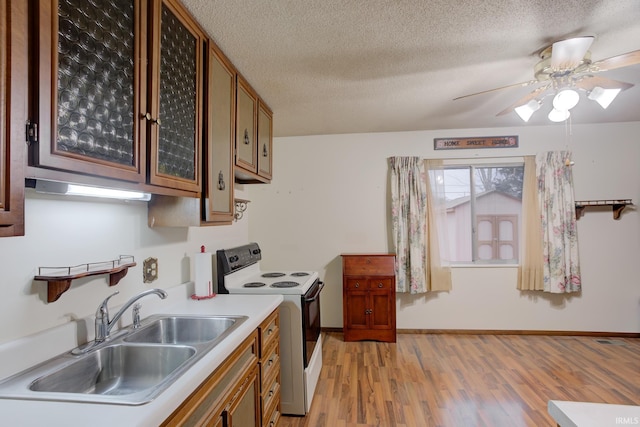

left=235, top=76, right=257, bottom=173
left=203, top=41, right=235, bottom=223
left=257, top=101, right=272, bottom=180
left=29, top=0, right=203, bottom=194
left=147, top=0, right=203, bottom=192
left=31, top=0, right=145, bottom=182
left=0, top=0, right=26, bottom=237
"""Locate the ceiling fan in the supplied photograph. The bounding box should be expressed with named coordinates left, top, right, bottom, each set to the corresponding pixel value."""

left=454, top=36, right=640, bottom=122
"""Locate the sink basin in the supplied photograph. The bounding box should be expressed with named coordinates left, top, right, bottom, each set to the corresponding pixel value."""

left=30, top=344, right=195, bottom=396
left=125, top=315, right=241, bottom=345
left=0, top=314, right=248, bottom=405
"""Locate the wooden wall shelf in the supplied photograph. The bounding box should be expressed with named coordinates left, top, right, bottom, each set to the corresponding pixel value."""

left=35, top=255, right=136, bottom=302
left=575, top=200, right=633, bottom=220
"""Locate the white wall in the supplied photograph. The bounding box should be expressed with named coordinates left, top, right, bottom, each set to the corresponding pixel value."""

left=0, top=186, right=251, bottom=345
left=248, top=122, right=640, bottom=333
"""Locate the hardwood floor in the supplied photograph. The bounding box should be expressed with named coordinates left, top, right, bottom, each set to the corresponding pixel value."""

left=280, top=332, right=640, bottom=426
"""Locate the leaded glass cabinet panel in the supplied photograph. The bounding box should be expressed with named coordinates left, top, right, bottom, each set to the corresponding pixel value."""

left=32, top=0, right=145, bottom=182
left=147, top=0, right=203, bottom=192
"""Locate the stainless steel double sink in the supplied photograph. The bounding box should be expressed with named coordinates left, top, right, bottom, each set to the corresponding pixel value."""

left=0, top=314, right=247, bottom=405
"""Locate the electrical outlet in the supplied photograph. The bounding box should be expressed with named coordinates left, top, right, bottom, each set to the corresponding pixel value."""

left=143, top=257, right=158, bottom=283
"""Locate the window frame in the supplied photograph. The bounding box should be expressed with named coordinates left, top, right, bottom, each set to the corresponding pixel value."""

left=440, top=158, right=524, bottom=266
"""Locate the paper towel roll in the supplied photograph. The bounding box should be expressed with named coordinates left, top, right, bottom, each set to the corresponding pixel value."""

left=194, top=246, right=213, bottom=297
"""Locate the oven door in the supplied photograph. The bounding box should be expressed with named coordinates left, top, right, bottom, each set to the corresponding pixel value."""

left=302, top=279, right=324, bottom=368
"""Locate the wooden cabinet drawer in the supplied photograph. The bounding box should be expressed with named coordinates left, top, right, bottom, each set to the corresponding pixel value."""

left=343, top=255, right=395, bottom=276
left=345, top=277, right=367, bottom=290
left=261, top=372, right=280, bottom=425
left=259, top=310, right=279, bottom=357
left=369, top=277, right=393, bottom=290
left=260, top=340, right=279, bottom=386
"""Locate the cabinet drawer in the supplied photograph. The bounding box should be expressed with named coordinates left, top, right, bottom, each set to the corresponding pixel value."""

left=369, top=277, right=393, bottom=290
left=260, top=340, right=279, bottom=386
left=259, top=310, right=279, bottom=357
left=345, top=277, right=368, bottom=290
left=261, top=373, right=280, bottom=425
left=343, top=255, right=395, bottom=276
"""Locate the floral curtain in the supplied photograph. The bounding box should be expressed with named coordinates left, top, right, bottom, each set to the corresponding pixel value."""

left=536, top=151, right=581, bottom=293
left=389, top=157, right=427, bottom=293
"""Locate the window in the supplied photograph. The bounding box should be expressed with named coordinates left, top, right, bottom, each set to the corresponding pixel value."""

left=441, top=161, right=524, bottom=264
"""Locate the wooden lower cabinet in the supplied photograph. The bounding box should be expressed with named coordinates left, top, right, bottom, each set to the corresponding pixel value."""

left=342, top=254, right=396, bottom=343
left=163, top=309, right=281, bottom=426
left=258, top=310, right=281, bottom=426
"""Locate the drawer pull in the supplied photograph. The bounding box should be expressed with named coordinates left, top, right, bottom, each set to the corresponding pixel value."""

left=355, top=282, right=360, bottom=288
left=378, top=282, right=383, bottom=288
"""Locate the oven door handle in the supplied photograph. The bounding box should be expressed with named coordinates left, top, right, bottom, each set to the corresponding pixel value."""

left=304, top=281, right=324, bottom=302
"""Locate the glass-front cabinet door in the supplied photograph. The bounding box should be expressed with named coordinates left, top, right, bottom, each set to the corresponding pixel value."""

left=31, top=0, right=203, bottom=193
left=147, top=0, right=203, bottom=192
left=32, top=0, right=145, bottom=182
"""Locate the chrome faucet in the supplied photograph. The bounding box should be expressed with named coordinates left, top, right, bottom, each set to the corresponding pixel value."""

left=94, top=288, right=168, bottom=343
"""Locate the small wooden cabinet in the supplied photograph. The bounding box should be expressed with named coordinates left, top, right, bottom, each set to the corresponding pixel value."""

left=342, top=254, right=396, bottom=342
left=234, top=75, right=273, bottom=184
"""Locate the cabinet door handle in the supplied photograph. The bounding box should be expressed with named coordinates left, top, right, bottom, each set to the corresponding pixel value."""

left=243, top=128, right=250, bottom=144
left=262, top=143, right=268, bottom=157
left=217, top=170, right=226, bottom=190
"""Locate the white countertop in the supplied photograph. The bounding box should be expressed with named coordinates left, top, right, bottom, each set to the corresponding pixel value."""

left=0, top=288, right=283, bottom=426
left=548, top=400, right=640, bottom=427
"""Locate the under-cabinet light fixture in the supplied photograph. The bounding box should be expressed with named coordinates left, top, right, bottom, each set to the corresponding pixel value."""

left=33, top=180, right=151, bottom=201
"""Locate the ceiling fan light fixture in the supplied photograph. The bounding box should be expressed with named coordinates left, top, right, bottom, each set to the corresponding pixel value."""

left=587, top=86, right=622, bottom=109
left=548, top=108, right=570, bottom=122
left=514, top=99, right=541, bottom=122
left=552, top=89, right=580, bottom=110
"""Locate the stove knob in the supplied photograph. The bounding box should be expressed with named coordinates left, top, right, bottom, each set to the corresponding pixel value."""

left=229, top=255, right=239, bottom=263
left=252, top=249, right=261, bottom=254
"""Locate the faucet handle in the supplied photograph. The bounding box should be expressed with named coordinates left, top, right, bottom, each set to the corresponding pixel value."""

left=132, top=303, right=142, bottom=328
left=96, top=291, right=120, bottom=318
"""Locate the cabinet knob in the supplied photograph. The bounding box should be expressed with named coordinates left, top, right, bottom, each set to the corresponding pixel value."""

left=142, top=112, right=161, bottom=126
left=378, top=282, right=383, bottom=288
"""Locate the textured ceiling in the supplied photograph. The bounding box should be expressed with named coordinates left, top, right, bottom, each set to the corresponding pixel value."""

left=181, top=0, right=640, bottom=137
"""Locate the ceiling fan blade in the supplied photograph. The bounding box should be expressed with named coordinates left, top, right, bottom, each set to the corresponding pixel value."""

left=589, top=49, right=640, bottom=72
left=575, top=75, right=634, bottom=91
left=453, top=80, right=537, bottom=101
left=496, top=84, right=551, bottom=117
left=551, top=36, right=594, bottom=70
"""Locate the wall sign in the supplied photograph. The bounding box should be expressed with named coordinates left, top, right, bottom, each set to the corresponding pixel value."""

left=434, top=135, right=518, bottom=150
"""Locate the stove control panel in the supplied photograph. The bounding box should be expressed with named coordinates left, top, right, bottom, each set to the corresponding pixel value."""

left=217, top=242, right=262, bottom=274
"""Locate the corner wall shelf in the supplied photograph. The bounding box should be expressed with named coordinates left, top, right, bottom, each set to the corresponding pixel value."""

left=35, top=255, right=136, bottom=303
left=575, top=199, right=634, bottom=220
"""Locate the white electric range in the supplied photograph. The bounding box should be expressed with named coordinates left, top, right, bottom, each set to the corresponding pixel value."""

left=216, top=243, right=324, bottom=416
